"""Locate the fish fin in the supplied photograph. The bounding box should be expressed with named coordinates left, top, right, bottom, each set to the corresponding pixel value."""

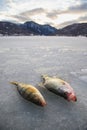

left=10, top=81, right=18, bottom=86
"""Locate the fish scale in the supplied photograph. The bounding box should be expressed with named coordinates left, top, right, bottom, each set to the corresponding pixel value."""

left=41, top=75, right=77, bottom=102
left=10, top=81, right=46, bottom=106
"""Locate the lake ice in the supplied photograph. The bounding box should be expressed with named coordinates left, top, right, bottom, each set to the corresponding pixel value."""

left=0, top=36, right=87, bottom=130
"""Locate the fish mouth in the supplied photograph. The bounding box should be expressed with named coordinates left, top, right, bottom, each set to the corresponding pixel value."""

left=72, top=96, right=77, bottom=102
left=41, top=101, right=47, bottom=107
left=67, top=93, right=77, bottom=102
left=41, top=75, right=48, bottom=83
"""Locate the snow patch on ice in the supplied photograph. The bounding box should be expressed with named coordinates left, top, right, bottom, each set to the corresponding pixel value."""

left=71, top=68, right=87, bottom=83
left=81, top=69, right=87, bottom=73
left=0, top=47, right=10, bottom=53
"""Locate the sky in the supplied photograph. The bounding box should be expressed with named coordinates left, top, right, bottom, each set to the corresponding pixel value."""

left=0, top=0, right=87, bottom=28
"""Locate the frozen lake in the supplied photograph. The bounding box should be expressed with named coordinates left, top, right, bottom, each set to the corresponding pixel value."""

left=0, top=36, right=87, bottom=130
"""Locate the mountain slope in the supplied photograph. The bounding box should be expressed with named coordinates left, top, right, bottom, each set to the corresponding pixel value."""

left=57, top=23, right=87, bottom=36
left=0, top=21, right=87, bottom=36
left=24, top=21, right=58, bottom=35
left=0, top=21, right=57, bottom=36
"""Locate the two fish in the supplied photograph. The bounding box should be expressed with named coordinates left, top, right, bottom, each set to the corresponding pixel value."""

left=10, top=75, right=77, bottom=107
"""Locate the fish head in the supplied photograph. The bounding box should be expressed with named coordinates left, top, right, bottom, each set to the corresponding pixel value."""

left=66, top=92, right=77, bottom=102
left=41, top=75, right=50, bottom=83
left=38, top=97, right=46, bottom=107
left=63, top=81, right=77, bottom=102
left=33, top=94, right=46, bottom=107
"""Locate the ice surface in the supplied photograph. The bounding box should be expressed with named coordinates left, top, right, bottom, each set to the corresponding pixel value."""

left=0, top=36, right=87, bottom=130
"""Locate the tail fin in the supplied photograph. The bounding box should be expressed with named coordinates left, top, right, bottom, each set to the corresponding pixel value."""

left=10, top=81, right=18, bottom=86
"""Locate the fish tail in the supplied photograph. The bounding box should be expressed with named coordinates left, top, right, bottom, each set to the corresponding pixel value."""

left=10, top=81, right=18, bottom=86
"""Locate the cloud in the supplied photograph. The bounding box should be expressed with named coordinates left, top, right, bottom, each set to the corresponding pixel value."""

left=0, top=0, right=87, bottom=27
left=9, top=8, right=47, bottom=23
left=10, top=15, right=32, bottom=23
left=57, top=3, right=87, bottom=28
left=46, top=2, right=87, bottom=20
left=20, top=8, right=46, bottom=16
left=6, top=0, right=17, bottom=12
left=43, top=21, right=56, bottom=27
left=57, top=14, right=87, bottom=28
left=46, top=10, right=59, bottom=19
left=57, top=20, right=78, bottom=28
left=78, top=15, right=87, bottom=22
left=68, top=2, right=87, bottom=13
left=0, top=7, right=47, bottom=23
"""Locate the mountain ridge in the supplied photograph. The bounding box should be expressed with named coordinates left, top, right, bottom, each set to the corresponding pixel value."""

left=0, top=21, right=87, bottom=36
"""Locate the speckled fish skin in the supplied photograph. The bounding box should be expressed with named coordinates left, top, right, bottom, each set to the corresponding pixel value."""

left=10, top=81, right=46, bottom=106
left=42, top=75, right=77, bottom=102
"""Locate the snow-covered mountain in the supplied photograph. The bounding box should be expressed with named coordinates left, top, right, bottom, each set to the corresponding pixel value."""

left=0, top=21, right=57, bottom=36
left=57, top=23, right=87, bottom=37
left=0, top=21, right=87, bottom=36
left=24, top=21, right=57, bottom=35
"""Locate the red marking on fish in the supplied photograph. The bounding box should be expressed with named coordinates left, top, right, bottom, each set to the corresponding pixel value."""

left=64, top=82, right=77, bottom=102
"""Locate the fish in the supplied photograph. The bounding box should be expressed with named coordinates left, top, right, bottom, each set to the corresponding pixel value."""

left=41, top=75, right=77, bottom=102
left=10, top=81, right=46, bottom=107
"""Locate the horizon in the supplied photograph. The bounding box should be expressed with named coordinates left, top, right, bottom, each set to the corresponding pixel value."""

left=0, top=0, right=87, bottom=28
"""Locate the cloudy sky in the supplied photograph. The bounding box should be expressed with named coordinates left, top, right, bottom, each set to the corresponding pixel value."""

left=0, top=0, right=87, bottom=28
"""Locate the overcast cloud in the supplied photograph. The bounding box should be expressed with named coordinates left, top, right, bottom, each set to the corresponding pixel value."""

left=0, top=0, right=87, bottom=28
